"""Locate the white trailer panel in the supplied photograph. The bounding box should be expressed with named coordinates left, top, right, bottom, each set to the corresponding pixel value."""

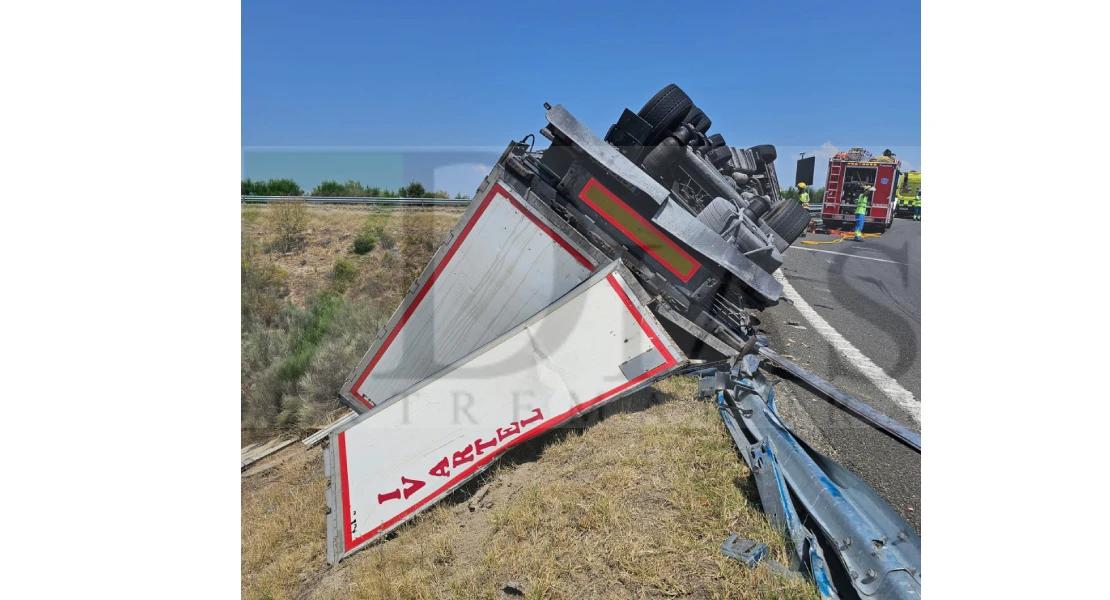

left=325, top=264, right=686, bottom=563
left=341, top=177, right=601, bottom=411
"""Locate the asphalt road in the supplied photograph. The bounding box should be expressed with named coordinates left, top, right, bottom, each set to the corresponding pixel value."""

left=758, top=217, right=922, bottom=531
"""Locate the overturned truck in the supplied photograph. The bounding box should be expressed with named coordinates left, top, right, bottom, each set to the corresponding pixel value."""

left=320, top=85, right=920, bottom=600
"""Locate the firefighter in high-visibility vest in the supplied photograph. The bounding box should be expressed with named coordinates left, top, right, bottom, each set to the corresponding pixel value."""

left=798, top=182, right=809, bottom=207
left=853, top=186, right=872, bottom=241
left=913, top=191, right=921, bottom=221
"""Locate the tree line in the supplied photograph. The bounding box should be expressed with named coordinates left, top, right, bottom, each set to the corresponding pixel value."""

left=780, top=186, right=825, bottom=202
left=241, top=178, right=470, bottom=199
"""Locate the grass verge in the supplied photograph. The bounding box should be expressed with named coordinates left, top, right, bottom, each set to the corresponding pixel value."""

left=242, top=377, right=817, bottom=600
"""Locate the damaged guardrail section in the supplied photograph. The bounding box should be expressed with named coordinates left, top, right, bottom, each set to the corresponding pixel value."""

left=700, top=354, right=921, bottom=600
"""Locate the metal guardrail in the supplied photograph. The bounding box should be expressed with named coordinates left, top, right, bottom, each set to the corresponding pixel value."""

left=702, top=358, right=921, bottom=600
left=241, top=195, right=471, bottom=206
left=758, top=347, right=921, bottom=452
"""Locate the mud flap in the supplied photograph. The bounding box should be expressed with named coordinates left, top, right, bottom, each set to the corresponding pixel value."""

left=324, top=262, right=688, bottom=563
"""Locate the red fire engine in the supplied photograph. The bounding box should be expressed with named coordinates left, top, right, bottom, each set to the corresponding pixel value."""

left=821, top=148, right=900, bottom=231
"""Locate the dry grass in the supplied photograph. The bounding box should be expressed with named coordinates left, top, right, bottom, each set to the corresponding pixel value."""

left=242, top=377, right=817, bottom=600
left=242, top=443, right=329, bottom=599
left=267, top=200, right=311, bottom=253
left=242, top=204, right=463, bottom=307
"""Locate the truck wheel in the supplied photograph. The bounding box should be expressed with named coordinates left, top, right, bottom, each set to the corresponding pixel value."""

left=749, top=144, right=777, bottom=164
left=638, top=84, right=694, bottom=146
left=706, top=145, right=733, bottom=168
left=764, top=200, right=811, bottom=245
left=685, top=107, right=712, bottom=133
left=707, top=133, right=727, bottom=148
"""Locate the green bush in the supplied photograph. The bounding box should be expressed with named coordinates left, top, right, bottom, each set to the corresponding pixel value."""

left=311, top=179, right=378, bottom=197
left=273, top=177, right=455, bottom=199
left=241, top=233, right=289, bottom=324
left=352, top=230, right=377, bottom=255
left=311, top=180, right=348, bottom=197
left=275, top=293, right=342, bottom=382
left=332, top=257, right=359, bottom=293
left=242, top=178, right=303, bottom=196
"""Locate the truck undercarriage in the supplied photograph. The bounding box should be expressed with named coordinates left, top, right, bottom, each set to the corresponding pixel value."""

left=506, top=84, right=813, bottom=361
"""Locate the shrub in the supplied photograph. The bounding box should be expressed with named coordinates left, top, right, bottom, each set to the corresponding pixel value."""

left=266, top=200, right=309, bottom=253
left=402, top=181, right=426, bottom=198
left=352, top=230, right=377, bottom=255
left=332, top=257, right=359, bottom=293
left=241, top=233, right=289, bottom=324
left=312, top=179, right=373, bottom=197
left=242, top=178, right=303, bottom=196
left=311, top=180, right=348, bottom=197
left=275, top=293, right=341, bottom=382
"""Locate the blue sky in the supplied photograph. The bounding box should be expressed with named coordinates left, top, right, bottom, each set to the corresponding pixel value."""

left=243, top=0, right=920, bottom=196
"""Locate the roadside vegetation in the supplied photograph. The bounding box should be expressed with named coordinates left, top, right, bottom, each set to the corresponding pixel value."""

left=241, top=177, right=471, bottom=199
left=242, top=178, right=304, bottom=196
left=311, top=179, right=456, bottom=199
left=241, top=203, right=461, bottom=429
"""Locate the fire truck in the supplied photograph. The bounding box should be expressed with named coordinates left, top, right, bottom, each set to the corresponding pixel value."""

left=821, top=148, right=900, bottom=231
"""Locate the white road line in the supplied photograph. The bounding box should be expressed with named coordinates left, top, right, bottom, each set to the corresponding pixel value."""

left=792, top=246, right=904, bottom=264
left=773, top=270, right=920, bottom=423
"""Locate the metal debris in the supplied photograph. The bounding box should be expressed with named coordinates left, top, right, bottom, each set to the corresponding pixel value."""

left=241, top=438, right=296, bottom=472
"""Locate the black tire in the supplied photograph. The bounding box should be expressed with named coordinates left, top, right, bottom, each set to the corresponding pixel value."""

left=706, top=145, right=732, bottom=168
left=707, top=133, right=727, bottom=148
left=686, top=106, right=712, bottom=133
left=750, top=144, right=777, bottom=163
left=764, top=200, right=811, bottom=245
left=638, top=84, right=694, bottom=146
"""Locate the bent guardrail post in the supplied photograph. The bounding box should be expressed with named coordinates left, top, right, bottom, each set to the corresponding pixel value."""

left=757, top=346, right=921, bottom=452
left=703, top=361, right=922, bottom=600
left=710, top=373, right=839, bottom=599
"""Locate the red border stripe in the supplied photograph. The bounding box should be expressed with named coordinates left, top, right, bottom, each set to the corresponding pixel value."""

left=339, top=273, right=677, bottom=551
left=347, top=183, right=595, bottom=409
